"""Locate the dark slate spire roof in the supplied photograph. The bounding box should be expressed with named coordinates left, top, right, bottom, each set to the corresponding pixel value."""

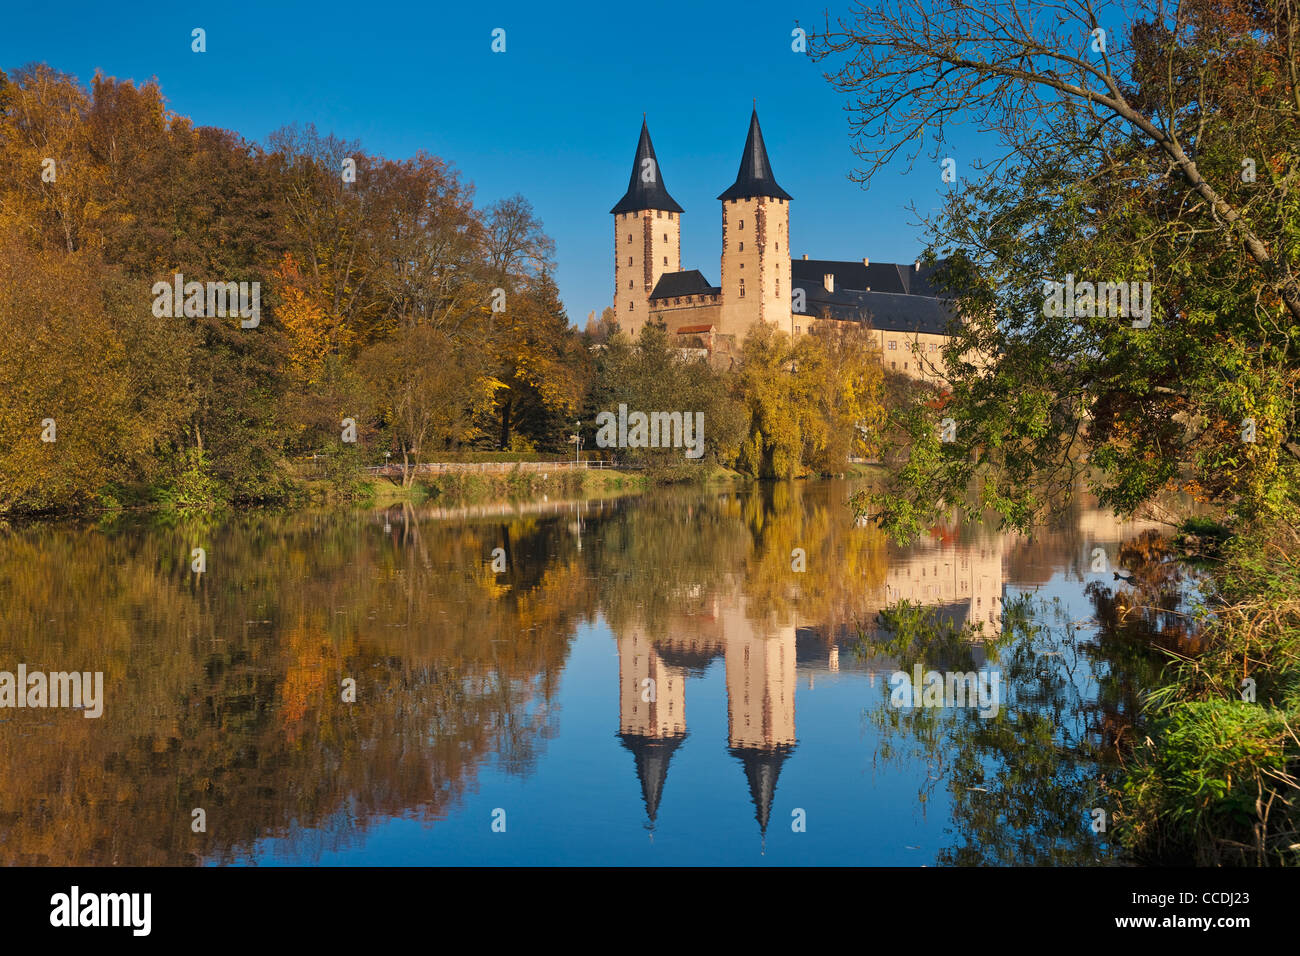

left=718, top=108, right=792, bottom=202
left=730, top=744, right=796, bottom=834
left=618, top=732, right=688, bottom=824
left=610, top=119, right=684, bottom=215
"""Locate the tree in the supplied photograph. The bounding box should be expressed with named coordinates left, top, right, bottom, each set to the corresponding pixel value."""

left=810, top=0, right=1300, bottom=533
left=358, top=326, right=502, bottom=485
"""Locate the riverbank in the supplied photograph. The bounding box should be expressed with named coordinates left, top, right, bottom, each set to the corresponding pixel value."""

left=299, top=462, right=755, bottom=510
left=1116, top=514, right=1300, bottom=865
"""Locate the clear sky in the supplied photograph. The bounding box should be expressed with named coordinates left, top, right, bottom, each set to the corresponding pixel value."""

left=1, top=0, right=975, bottom=326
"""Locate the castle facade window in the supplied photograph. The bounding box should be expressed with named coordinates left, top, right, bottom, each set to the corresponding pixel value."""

left=739, top=242, right=744, bottom=251
left=739, top=279, right=745, bottom=297
left=888, top=340, right=897, bottom=350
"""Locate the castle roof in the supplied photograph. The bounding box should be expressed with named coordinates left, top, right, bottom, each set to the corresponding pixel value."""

left=729, top=743, right=795, bottom=835
left=798, top=287, right=956, bottom=335
left=611, top=119, right=684, bottom=215
left=791, top=257, right=947, bottom=296
left=792, top=258, right=956, bottom=334
left=718, top=109, right=792, bottom=202
left=649, top=269, right=720, bottom=300
left=618, top=731, right=688, bottom=824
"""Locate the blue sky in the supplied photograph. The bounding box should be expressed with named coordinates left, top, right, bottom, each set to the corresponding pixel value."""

left=1, top=0, right=979, bottom=325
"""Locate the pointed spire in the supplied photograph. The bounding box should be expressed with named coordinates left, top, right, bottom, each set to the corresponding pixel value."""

left=730, top=744, right=795, bottom=835
left=618, top=732, right=687, bottom=824
left=611, top=118, right=684, bottom=215
left=718, top=108, right=792, bottom=202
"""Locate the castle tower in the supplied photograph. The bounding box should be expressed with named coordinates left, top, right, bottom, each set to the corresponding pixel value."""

left=611, top=119, right=683, bottom=339
left=723, top=604, right=797, bottom=838
left=718, top=109, right=792, bottom=339
left=615, top=627, right=687, bottom=827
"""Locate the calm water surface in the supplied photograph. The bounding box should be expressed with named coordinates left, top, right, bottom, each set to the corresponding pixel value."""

left=0, top=480, right=1197, bottom=865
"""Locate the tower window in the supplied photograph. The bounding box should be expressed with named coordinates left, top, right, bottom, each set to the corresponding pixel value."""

left=663, top=256, right=667, bottom=265
left=739, top=279, right=745, bottom=297
left=627, top=234, right=632, bottom=244
left=628, top=256, right=632, bottom=266
left=628, top=280, right=633, bottom=289
left=776, top=242, right=779, bottom=251
left=663, top=233, right=668, bottom=241
left=739, top=220, right=744, bottom=229
left=739, top=242, right=744, bottom=252
left=630, top=301, right=634, bottom=311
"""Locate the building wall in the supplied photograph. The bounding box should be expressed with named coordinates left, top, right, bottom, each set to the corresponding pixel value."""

left=614, top=209, right=681, bottom=339
left=618, top=628, right=687, bottom=738
left=883, top=537, right=1004, bottom=633
left=874, top=329, right=951, bottom=382
left=648, top=297, right=723, bottom=334
left=718, top=197, right=790, bottom=338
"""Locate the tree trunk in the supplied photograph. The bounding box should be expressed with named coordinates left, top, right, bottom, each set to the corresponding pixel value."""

left=499, top=396, right=512, bottom=450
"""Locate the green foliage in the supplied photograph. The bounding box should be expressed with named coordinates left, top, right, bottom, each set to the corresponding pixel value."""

left=1117, top=517, right=1300, bottom=865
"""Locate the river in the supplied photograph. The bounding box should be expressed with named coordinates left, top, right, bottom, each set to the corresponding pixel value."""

left=0, top=479, right=1199, bottom=865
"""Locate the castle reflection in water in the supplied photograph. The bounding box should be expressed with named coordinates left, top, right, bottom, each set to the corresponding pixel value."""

left=614, top=505, right=1155, bottom=836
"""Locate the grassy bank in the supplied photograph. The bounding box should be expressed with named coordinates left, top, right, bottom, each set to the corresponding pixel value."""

left=294, top=465, right=656, bottom=509
left=1116, top=515, right=1300, bottom=865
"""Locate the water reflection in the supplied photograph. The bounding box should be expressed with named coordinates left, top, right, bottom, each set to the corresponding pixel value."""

left=0, top=482, right=1193, bottom=864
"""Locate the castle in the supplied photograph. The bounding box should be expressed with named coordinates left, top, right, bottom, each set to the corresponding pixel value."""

left=611, top=110, right=958, bottom=381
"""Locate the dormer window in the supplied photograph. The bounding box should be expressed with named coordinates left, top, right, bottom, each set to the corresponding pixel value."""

left=656, top=210, right=662, bottom=218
